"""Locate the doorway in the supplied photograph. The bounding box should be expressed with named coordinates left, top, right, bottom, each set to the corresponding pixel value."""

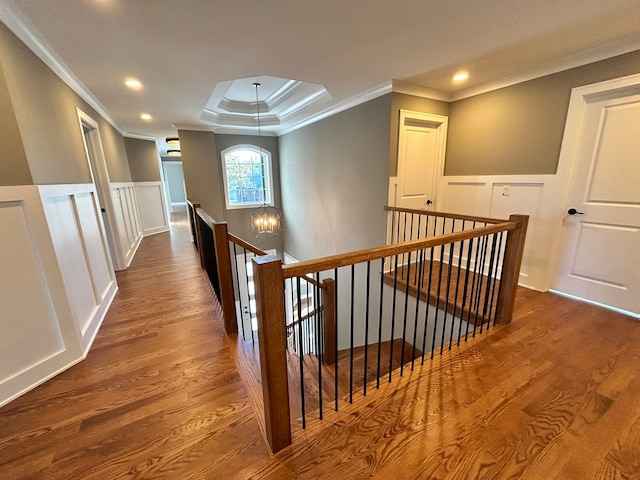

left=550, top=74, right=640, bottom=317
left=162, top=160, right=187, bottom=212
left=77, top=108, right=121, bottom=270
left=391, top=110, right=448, bottom=210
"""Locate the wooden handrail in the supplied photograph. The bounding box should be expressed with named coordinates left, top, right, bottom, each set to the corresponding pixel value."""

left=384, top=205, right=507, bottom=225
left=282, top=221, right=517, bottom=279
left=300, top=274, right=324, bottom=289
left=286, top=306, right=324, bottom=327
left=195, top=207, right=217, bottom=229
left=228, top=233, right=267, bottom=256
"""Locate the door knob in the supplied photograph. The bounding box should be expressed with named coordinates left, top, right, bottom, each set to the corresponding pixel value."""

left=567, top=208, right=584, bottom=215
left=425, top=199, right=433, bottom=205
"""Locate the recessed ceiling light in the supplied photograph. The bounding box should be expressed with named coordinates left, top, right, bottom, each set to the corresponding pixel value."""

left=140, top=113, right=152, bottom=121
left=165, top=137, right=180, bottom=146
left=453, top=72, right=469, bottom=82
left=167, top=150, right=181, bottom=157
left=125, top=78, right=143, bottom=89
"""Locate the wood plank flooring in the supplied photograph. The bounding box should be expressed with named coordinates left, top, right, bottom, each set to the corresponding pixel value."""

left=384, top=260, right=498, bottom=325
left=1, top=212, right=640, bottom=479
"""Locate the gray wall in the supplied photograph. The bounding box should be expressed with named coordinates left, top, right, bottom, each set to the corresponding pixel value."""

left=445, top=49, right=640, bottom=176
left=279, top=95, right=392, bottom=261
left=0, top=59, right=32, bottom=186
left=389, top=93, right=450, bottom=176
left=214, top=134, right=284, bottom=253
left=178, top=130, right=226, bottom=221
left=0, top=23, right=131, bottom=185
left=125, top=138, right=161, bottom=182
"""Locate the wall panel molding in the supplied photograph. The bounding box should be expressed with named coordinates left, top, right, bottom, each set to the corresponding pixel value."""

left=110, top=182, right=142, bottom=269
left=0, top=186, right=90, bottom=406
left=38, top=184, right=118, bottom=352
left=440, top=174, right=559, bottom=291
left=134, top=181, right=169, bottom=236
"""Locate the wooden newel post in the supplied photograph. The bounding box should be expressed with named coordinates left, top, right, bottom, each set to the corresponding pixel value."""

left=322, top=278, right=336, bottom=366
left=496, top=214, right=529, bottom=325
left=252, top=255, right=292, bottom=453
left=212, top=222, right=238, bottom=335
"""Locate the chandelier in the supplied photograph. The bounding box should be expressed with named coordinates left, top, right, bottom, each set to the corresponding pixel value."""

left=249, top=82, right=282, bottom=237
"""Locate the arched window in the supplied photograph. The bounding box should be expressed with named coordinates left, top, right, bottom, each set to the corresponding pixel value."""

left=221, top=145, right=273, bottom=209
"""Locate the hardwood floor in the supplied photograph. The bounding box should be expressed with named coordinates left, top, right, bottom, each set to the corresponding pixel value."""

left=384, top=260, right=498, bottom=325
left=1, top=216, right=639, bottom=479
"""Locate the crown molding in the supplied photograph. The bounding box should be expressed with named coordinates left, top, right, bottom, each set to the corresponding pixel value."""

left=450, top=38, right=640, bottom=102
left=277, top=82, right=393, bottom=136
left=172, top=123, right=279, bottom=137
left=0, top=1, right=126, bottom=135
left=123, top=133, right=158, bottom=142
left=391, top=80, right=452, bottom=102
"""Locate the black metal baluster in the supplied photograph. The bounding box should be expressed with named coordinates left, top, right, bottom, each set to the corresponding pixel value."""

left=403, top=212, right=408, bottom=242
left=363, top=261, right=371, bottom=396
left=316, top=271, right=323, bottom=420
left=466, top=228, right=482, bottom=338
left=296, top=276, right=306, bottom=428
left=461, top=231, right=475, bottom=342
left=376, top=257, right=385, bottom=389
left=411, top=246, right=425, bottom=370
left=306, top=278, right=311, bottom=354
left=420, top=219, right=438, bottom=364
left=334, top=268, right=339, bottom=412
left=440, top=220, right=456, bottom=354
left=482, top=233, right=499, bottom=332
left=449, top=236, right=464, bottom=349
left=390, top=209, right=397, bottom=244
left=431, top=233, right=446, bottom=359
left=472, top=231, right=489, bottom=337
left=400, top=251, right=412, bottom=376
left=294, top=279, right=300, bottom=355
left=349, top=264, right=355, bottom=403
left=414, top=215, right=422, bottom=285
left=389, top=254, right=399, bottom=382
left=402, top=213, right=408, bottom=279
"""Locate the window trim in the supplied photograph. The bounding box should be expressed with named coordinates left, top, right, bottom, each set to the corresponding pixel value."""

left=221, top=144, right=274, bottom=210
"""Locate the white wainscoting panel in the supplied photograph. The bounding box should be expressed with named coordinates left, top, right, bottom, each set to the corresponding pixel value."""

left=111, top=182, right=142, bottom=269
left=39, top=184, right=118, bottom=351
left=0, top=186, right=83, bottom=407
left=445, top=182, right=490, bottom=217
left=441, top=175, right=559, bottom=291
left=135, top=181, right=169, bottom=236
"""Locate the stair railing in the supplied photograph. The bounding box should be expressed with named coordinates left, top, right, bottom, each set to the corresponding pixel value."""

left=253, top=210, right=527, bottom=453
left=188, top=202, right=527, bottom=455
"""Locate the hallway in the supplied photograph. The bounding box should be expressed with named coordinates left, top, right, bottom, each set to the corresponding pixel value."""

left=0, top=216, right=273, bottom=478
left=1, top=216, right=640, bottom=479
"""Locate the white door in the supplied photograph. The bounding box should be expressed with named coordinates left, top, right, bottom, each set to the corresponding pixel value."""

left=394, top=110, right=448, bottom=211
left=552, top=76, right=640, bottom=317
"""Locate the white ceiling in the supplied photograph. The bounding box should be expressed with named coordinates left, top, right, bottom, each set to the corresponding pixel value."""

left=2, top=0, right=640, bottom=154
